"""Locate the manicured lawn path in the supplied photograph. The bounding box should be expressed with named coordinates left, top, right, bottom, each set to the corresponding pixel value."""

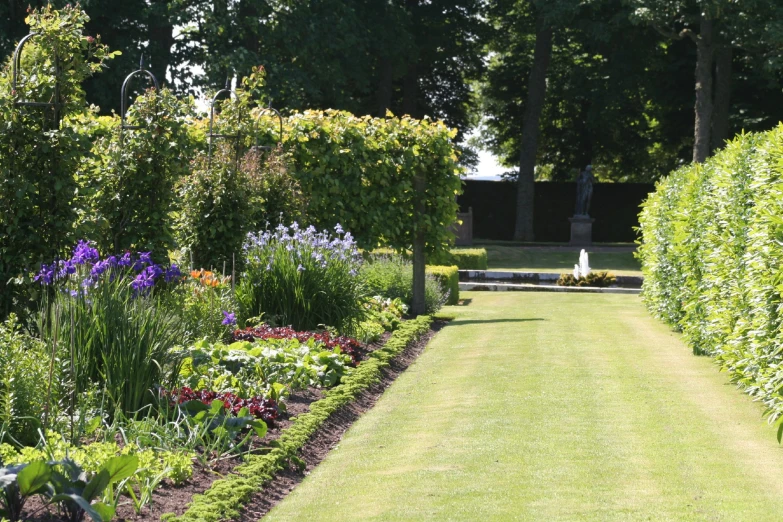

left=483, top=244, right=642, bottom=276
left=265, top=292, right=783, bottom=521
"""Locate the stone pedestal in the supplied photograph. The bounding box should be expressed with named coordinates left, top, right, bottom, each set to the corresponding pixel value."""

left=569, top=215, right=595, bottom=246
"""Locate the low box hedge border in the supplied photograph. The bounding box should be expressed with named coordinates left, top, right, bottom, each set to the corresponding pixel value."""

left=426, top=265, right=459, bottom=306
left=164, top=315, right=434, bottom=522
left=448, top=248, right=488, bottom=270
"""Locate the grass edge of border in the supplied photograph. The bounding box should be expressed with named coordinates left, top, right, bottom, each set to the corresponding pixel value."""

left=162, top=315, right=434, bottom=522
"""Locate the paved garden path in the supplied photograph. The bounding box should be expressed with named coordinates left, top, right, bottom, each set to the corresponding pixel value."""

left=265, top=292, right=783, bottom=521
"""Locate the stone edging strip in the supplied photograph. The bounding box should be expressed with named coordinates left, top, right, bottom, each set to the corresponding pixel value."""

left=460, top=282, right=641, bottom=295
left=459, top=270, right=643, bottom=286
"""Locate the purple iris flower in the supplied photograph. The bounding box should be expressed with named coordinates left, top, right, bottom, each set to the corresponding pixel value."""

left=72, top=240, right=100, bottom=265
left=118, top=252, right=133, bottom=267
left=34, top=263, right=55, bottom=285
left=165, top=264, right=181, bottom=283
left=222, top=311, right=237, bottom=326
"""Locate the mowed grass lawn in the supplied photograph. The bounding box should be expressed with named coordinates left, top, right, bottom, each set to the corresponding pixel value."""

left=483, top=244, right=641, bottom=276
left=265, top=292, right=783, bottom=521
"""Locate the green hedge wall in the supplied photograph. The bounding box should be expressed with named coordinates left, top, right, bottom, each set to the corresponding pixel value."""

left=426, top=265, right=459, bottom=305
left=278, top=110, right=463, bottom=256
left=637, top=127, right=783, bottom=427
left=448, top=248, right=488, bottom=270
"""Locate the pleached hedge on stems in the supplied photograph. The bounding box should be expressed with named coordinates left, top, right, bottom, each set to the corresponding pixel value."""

left=637, top=126, right=783, bottom=431
left=281, top=110, right=463, bottom=257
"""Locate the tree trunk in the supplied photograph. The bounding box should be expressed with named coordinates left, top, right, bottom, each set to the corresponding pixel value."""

left=147, top=1, right=174, bottom=85
left=693, top=16, right=715, bottom=163
left=411, top=174, right=426, bottom=316
left=403, top=63, right=418, bottom=118
left=402, top=0, right=419, bottom=118
left=711, top=45, right=732, bottom=152
left=513, top=23, right=553, bottom=242
left=377, top=56, right=393, bottom=117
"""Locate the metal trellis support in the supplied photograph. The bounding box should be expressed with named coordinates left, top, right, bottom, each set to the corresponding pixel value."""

left=208, top=79, right=243, bottom=170
left=12, top=32, right=62, bottom=129
left=120, top=55, right=161, bottom=141
left=252, top=105, right=284, bottom=151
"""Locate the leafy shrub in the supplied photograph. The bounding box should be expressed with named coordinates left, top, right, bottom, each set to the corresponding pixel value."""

left=426, top=265, right=459, bottom=305
left=636, top=127, right=783, bottom=431
left=176, top=142, right=250, bottom=270
left=360, top=255, right=447, bottom=314
left=78, top=88, right=194, bottom=256
left=36, top=241, right=185, bottom=417
left=556, top=271, right=617, bottom=288
left=0, top=5, right=118, bottom=317
left=0, top=315, right=52, bottom=446
left=241, top=146, right=308, bottom=232
left=236, top=223, right=367, bottom=332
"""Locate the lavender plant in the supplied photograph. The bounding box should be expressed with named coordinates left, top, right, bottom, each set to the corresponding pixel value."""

left=236, top=224, right=367, bottom=332
left=35, top=241, right=186, bottom=418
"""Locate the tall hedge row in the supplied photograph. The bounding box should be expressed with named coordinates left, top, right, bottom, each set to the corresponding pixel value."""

left=637, top=126, right=783, bottom=424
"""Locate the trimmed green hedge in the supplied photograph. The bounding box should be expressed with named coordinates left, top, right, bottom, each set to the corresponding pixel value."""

left=426, top=265, right=459, bottom=305
left=449, top=248, right=488, bottom=270
left=164, top=315, right=433, bottom=522
left=637, top=126, right=783, bottom=429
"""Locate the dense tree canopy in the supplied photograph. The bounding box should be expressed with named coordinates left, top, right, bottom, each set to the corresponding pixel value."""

left=2, top=0, right=783, bottom=185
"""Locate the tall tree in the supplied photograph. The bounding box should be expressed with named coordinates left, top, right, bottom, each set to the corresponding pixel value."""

left=631, top=0, right=783, bottom=162
left=484, top=0, right=581, bottom=240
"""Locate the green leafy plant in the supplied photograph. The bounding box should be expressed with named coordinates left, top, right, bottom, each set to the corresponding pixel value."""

left=176, top=400, right=267, bottom=468
left=179, top=337, right=353, bottom=399
left=0, top=461, right=51, bottom=522
left=0, top=314, right=53, bottom=445
left=360, top=254, right=447, bottom=314
left=46, top=456, right=137, bottom=522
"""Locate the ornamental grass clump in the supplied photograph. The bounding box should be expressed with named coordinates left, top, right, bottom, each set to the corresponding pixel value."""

left=237, top=223, right=367, bottom=333
left=36, top=241, right=186, bottom=418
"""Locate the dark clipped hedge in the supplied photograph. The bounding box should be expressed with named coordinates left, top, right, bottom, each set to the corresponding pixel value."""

left=637, top=127, right=783, bottom=428
left=458, top=180, right=653, bottom=242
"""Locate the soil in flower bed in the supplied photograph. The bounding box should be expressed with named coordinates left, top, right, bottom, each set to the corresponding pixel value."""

left=13, top=329, right=404, bottom=521
left=233, top=321, right=445, bottom=521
